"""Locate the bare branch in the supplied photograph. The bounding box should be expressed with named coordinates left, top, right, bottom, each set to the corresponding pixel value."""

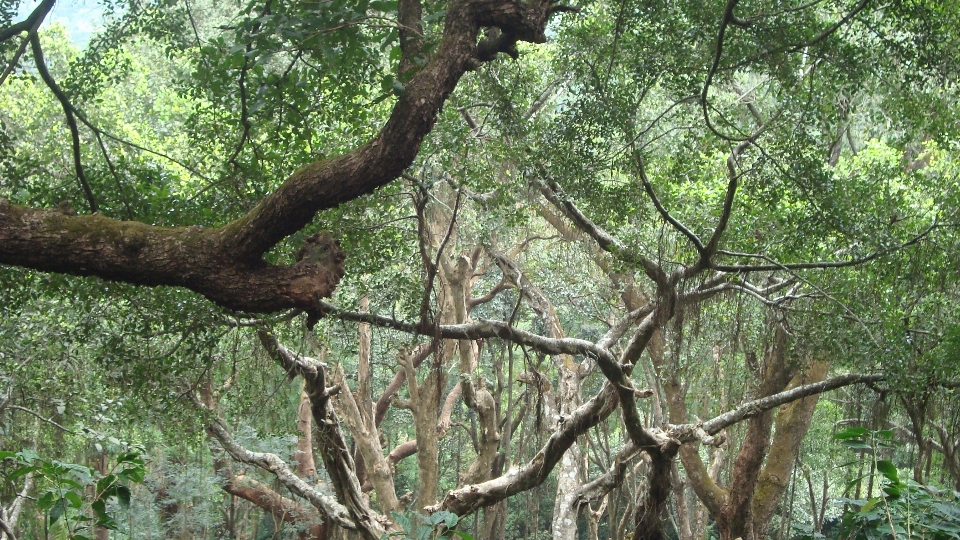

left=535, top=179, right=668, bottom=288
left=205, top=419, right=356, bottom=530
left=671, top=373, right=885, bottom=439
left=524, top=78, right=565, bottom=121
left=257, top=332, right=388, bottom=540
left=575, top=442, right=639, bottom=508
left=316, top=300, right=617, bottom=364
left=428, top=383, right=619, bottom=516
left=713, top=220, right=935, bottom=271
left=0, top=510, right=17, bottom=540
left=634, top=156, right=706, bottom=256
left=5, top=405, right=76, bottom=434
left=468, top=274, right=514, bottom=308
left=700, top=0, right=750, bottom=142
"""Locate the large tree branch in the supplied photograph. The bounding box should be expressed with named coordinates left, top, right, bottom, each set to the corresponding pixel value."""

left=671, top=373, right=884, bottom=439
left=428, top=382, right=619, bottom=515
left=257, top=332, right=388, bottom=540
left=205, top=419, right=355, bottom=530
left=398, top=0, right=425, bottom=76
left=575, top=442, right=639, bottom=508
left=0, top=0, right=559, bottom=313
left=220, top=469, right=323, bottom=530
left=535, top=179, right=668, bottom=288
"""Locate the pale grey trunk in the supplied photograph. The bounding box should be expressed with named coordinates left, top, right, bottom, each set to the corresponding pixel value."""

left=551, top=363, right=583, bottom=539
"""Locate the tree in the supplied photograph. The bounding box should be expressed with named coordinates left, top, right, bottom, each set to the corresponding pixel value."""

left=2, top=0, right=960, bottom=539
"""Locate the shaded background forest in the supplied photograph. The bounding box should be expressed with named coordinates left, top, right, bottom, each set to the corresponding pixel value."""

left=2, top=0, right=960, bottom=538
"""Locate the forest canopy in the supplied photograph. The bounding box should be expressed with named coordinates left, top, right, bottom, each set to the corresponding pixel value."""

left=1, top=0, right=960, bottom=539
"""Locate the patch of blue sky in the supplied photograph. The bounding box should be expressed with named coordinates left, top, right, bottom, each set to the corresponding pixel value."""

left=16, top=0, right=104, bottom=47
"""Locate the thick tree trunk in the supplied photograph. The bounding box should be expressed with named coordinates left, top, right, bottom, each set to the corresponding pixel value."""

left=332, top=302, right=401, bottom=514
left=633, top=451, right=677, bottom=540
left=296, top=386, right=318, bottom=480
left=751, top=361, right=828, bottom=536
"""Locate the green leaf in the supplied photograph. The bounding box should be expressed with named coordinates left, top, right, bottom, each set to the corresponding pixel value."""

left=18, top=449, right=40, bottom=462
left=449, top=532, right=475, bottom=540
left=860, top=497, right=881, bottom=514
left=117, top=451, right=140, bottom=464
left=49, top=497, right=67, bottom=524
left=441, top=511, right=458, bottom=529
left=97, top=474, right=118, bottom=494
left=841, top=440, right=872, bottom=451
left=92, top=499, right=108, bottom=521
left=834, top=427, right=869, bottom=440
left=37, top=491, right=56, bottom=510
left=116, top=485, right=131, bottom=509
left=64, top=490, right=83, bottom=509
left=876, top=460, right=899, bottom=483
left=119, top=466, right=145, bottom=483
left=391, top=512, right=411, bottom=534
left=50, top=516, right=68, bottom=540
left=8, top=465, right=40, bottom=480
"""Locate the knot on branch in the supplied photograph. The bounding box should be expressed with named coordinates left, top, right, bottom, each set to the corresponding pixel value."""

left=702, top=431, right=725, bottom=447
left=634, top=388, right=654, bottom=398
left=475, top=27, right=519, bottom=62
left=470, top=0, right=574, bottom=65
left=281, top=232, right=345, bottom=328
left=659, top=437, right=681, bottom=456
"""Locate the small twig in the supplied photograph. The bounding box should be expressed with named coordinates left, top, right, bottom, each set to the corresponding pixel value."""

left=6, top=405, right=76, bottom=434
left=0, top=33, right=30, bottom=87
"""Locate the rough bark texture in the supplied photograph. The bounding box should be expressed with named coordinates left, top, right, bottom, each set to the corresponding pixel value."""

left=333, top=361, right=401, bottom=514
left=662, top=325, right=848, bottom=540
left=399, top=344, right=444, bottom=509
left=257, top=333, right=387, bottom=540
left=718, top=341, right=795, bottom=540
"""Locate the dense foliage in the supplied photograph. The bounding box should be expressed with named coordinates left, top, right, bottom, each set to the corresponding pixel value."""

left=1, top=0, right=960, bottom=539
